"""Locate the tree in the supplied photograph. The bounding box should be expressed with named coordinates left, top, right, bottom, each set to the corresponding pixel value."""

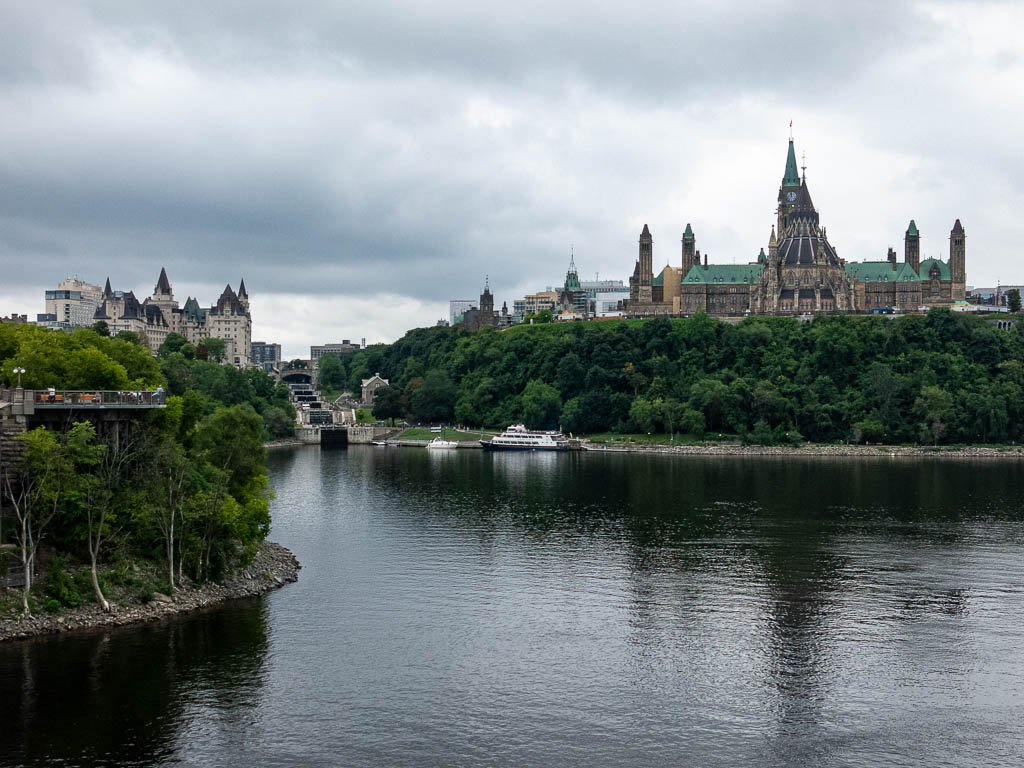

left=520, top=380, right=561, bottom=430
left=159, top=332, right=194, bottom=359
left=92, top=320, right=110, bottom=337
left=914, top=385, right=954, bottom=445
left=317, top=353, right=346, bottom=393
left=1007, top=288, right=1021, bottom=314
left=81, top=428, right=137, bottom=611
left=409, top=372, right=456, bottom=423
left=204, top=337, right=227, bottom=363
left=372, top=385, right=406, bottom=424
left=262, top=406, right=295, bottom=439
left=2, top=423, right=98, bottom=615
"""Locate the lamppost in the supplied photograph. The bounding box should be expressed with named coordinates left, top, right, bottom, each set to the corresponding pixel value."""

left=12, top=366, right=25, bottom=388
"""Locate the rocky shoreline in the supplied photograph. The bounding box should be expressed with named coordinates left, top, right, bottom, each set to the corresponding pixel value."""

left=582, top=442, right=1024, bottom=459
left=0, top=541, right=300, bottom=643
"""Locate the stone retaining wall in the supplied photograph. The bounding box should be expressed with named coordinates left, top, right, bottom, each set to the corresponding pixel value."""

left=583, top=442, right=1024, bottom=459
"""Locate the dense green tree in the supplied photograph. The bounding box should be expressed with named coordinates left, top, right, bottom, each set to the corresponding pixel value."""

left=520, top=380, right=561, bottom=430
left=372, top=386, right=406, bottom=425
left=409, top=371, right=457, bottom=424
left=203, top=337, right=227, bottom=363
left=1007, top=288, right=1021, bottom=314
left=317, top=353, right=346, bottom=393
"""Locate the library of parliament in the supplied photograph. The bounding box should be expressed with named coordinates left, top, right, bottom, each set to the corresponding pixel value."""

left=626, top=137, right=966, bottom=316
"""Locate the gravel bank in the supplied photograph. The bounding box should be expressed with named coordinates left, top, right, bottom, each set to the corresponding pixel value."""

left=583, top=442, right=1024, bottom=459
left=0, top=541, right=300, bottom=643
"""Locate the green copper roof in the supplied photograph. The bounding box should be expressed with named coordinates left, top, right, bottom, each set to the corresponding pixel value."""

left=683, top=264, right=764, bottom=285
left=906, top=220, right=919, bottom=237
left=652, top=269, right=665, bottom=288
left=782, top=139, right=801, bottom=188
left=845, top=261, right=920, bottom=284
left=757, top=248, right=767, bottom=263
left=918, top=258, right=951, bottom=281
left=683, top=223, right=694, bottom=240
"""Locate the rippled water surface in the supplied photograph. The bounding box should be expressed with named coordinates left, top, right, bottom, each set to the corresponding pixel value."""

left=3, top=448, right=1024, bottom=767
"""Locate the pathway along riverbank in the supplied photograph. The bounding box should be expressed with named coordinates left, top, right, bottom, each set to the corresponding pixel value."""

left=0, top=542, right=300, bottom=643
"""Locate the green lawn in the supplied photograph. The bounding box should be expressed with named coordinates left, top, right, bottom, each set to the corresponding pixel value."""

left=397, top=427, right=496, bottom=442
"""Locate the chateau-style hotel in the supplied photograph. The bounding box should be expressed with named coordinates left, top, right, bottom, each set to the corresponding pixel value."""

left=625, top=137, right=967, bottom=317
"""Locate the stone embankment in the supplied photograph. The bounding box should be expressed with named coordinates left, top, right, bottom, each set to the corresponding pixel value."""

left=0, top=542, right=300, bottom=643
left=583, top=442, right=1024, bottom=459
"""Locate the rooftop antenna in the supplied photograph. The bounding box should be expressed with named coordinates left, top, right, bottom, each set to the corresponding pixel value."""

left=789, top=119, right=793, bottom=140
left=801, top=151, right=807, bottom=180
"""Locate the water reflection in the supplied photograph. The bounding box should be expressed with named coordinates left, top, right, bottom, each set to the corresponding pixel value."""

left=3, top=448, right=1024, bottom=767
left=0, top=600, right=269, bottom=768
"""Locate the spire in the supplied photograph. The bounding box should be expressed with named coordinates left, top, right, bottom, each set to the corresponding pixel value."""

left=758, top=248, right=767, bottom=264
left=782, top=138, right=801, bottom=188
left=155, top=267, right=172, bottom=296
left=238, top=277, right=248, bottom=298
left=641, top=223, right=651, bottom=239
left=906, top=220, right=919, bottom=237
left=769, top=226, right=777, bottom=246
left=952, top=218, right=964, bottom=234
left=103, top=277, right=112, bottom=298
left=568, top=245, right=577, bottom=274
left=683, top=222, right=694, bottom=241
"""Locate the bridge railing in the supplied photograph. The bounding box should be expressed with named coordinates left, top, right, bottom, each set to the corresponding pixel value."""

left=20, top=389, right=166, bottom=408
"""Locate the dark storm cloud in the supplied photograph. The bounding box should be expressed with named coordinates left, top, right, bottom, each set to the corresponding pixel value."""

left=0, top=0, right=1018, bottom=342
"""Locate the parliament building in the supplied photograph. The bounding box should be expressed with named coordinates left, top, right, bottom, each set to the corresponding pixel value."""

left=626, top=138, right=966, bottom=316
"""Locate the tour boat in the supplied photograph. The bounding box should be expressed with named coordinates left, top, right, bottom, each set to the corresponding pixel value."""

left=480, top=424, right=571, bottom=452
left=426, top=436, right=459, bottom=449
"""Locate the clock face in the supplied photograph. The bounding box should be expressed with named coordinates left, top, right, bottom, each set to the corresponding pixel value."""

left=786, top=191, right=797, bottom=203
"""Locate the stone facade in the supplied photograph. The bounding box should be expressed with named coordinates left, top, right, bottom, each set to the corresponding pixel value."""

left=94, top=269, right=252, bottom=365
left=625, top=138, right=967, bottom=317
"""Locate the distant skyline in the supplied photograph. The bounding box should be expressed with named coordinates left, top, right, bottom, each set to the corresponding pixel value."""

left=2, top=1, right=1023, bottom=358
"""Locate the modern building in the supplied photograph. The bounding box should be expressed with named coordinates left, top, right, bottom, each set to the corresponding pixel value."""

left=626, top=136, right=967, bottom=317
left=449, top=300, right=475, bottom=327
left=310, top=341, right=362, bottom=362
left=512, top=291, right=558, bottom=323
left=252, top=341, right=282, bottom=367
left=42, top=277, right=104, bottom=329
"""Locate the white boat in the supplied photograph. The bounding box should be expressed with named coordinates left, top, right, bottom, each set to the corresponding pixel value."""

left=480, top=424, right=571, bottom=452
left=426, top=436, right=459, bottom=449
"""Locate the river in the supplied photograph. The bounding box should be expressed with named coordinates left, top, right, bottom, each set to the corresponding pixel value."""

left=2, top=447, right=1024, bottom=766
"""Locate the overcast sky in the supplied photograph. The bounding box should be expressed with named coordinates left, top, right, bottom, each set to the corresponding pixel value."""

left=1, top=1, right=1022, bottom=357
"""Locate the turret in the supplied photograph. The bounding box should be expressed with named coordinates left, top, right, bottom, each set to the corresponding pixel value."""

left=905, top=220, right=920, bottom=272
left=681, top=223, right=697, bottom=274
left=637, top=224, right=653, bottom=303
left=237, top=278, right=249, bottom=310
left=950, top=219, right=966, bottom=300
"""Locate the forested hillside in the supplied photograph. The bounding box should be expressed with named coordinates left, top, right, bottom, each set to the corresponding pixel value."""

left=327, top=311, right=1024, bottom=445
left=0, top=325, right=293, bottom=616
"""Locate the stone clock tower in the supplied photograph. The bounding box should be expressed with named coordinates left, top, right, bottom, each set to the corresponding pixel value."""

left=777, top=138, right=802, bottom=233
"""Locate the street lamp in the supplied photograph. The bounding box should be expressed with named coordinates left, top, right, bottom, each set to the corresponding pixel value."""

left=12, top=366, right=25, bottom=388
